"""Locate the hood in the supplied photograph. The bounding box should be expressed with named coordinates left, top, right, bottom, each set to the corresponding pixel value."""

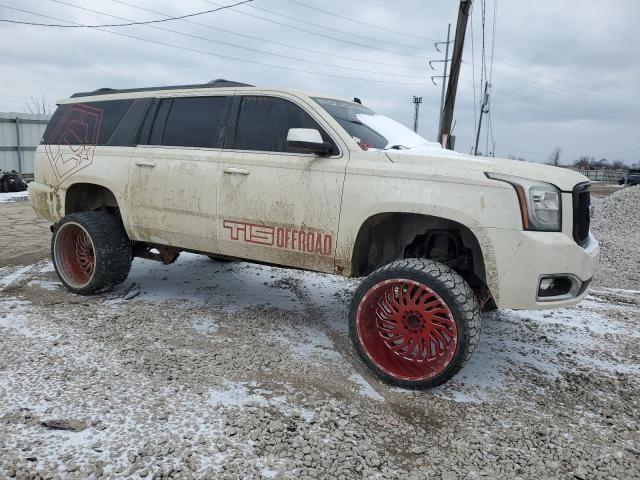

left=384, top=145, right=588, bottom=191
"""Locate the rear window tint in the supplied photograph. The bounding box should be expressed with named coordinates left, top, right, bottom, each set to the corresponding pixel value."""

left=151, top=96, right=232, bottom=148
left=108, top=98, right=152, bottom=146
left=42, top=100, right=133, bottom=145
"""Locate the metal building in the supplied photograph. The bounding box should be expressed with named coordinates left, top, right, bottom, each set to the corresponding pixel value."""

left=0, top=111, right=51, bottom=176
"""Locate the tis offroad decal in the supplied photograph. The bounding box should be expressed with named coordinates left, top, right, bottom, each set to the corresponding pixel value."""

left=44, top=104, right=103, bottom=181
left=223, top=219, right=333, bottom=257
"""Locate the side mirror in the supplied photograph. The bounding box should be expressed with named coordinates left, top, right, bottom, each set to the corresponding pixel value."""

left=286, top=128, right=332, bottom=156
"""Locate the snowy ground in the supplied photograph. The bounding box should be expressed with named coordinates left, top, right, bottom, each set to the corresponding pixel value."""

left=0, top=190, right=29, bottom=203
left=1, top=253, right=639, bottom=479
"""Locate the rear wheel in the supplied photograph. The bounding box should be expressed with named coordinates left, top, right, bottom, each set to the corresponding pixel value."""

left=52, top=211, right=132, bottom=295
left=349, top=258, right=481, bottom=389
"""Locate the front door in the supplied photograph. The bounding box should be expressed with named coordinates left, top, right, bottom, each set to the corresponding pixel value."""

left=128, top=95, right=232, bottom=253
left=216, top=95, right=347, bottom=273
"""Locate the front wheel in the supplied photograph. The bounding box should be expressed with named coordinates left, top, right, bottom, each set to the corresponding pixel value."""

left=349, top=258, right=481, bottom=389
left=52, top=211, right=132, bottom=295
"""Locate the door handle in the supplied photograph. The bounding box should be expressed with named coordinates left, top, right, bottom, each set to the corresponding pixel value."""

left=223, top=167, right=250, bottom=175
left=135, top=160, right=156, bottom=167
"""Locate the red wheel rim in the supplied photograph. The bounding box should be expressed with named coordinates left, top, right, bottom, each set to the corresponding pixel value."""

left=356, top=279, right=457, bottom=381
left=54, top=223, right=96, bottom=288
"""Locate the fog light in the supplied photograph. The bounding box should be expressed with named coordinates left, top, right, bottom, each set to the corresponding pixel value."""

left=538, top=275, right=576, bottom=298
left=539, top=278, right=555, bottom=291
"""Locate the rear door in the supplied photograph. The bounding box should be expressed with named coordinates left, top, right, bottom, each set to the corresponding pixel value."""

left=127, top=95, right=232, bottom=253
left=216, top=94, right=347, bottom=273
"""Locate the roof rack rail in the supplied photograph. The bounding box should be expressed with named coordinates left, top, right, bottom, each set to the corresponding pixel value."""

left=70, top=79, right=254, bottom=98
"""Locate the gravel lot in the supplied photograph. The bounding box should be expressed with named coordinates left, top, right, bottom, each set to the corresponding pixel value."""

left=0, top=189, right=639, bottom=479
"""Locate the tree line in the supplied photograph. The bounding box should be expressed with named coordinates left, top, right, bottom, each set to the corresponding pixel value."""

left=508, top=147, right=629, bottom=170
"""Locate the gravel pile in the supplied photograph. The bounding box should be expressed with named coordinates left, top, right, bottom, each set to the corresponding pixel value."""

left=591, top=186, right=640, bottom=290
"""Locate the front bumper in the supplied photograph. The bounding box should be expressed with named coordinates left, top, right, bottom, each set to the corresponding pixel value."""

left=479, top=228, right=599, bottom=310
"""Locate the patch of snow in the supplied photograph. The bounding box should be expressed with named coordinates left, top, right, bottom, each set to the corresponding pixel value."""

left=434, top=299, right=640, bottom=403
left=591, top=287, right=640, bottom=295
left=355, top=113, right=437, bottom=149
left=0, top=261, right=55, bottom=290
left=27, top=279, right=60, bottom=291
left=117, top=254, right=303, bottom=311
left=191, top=316, right=219, bottom=335
left=0, top=190, right=29, bottom=203
left=208, top=381, right=315, bottom=420
left=348, top=373, right=384, bottom=402
left=285, top=326, right=341, bottom=361
left=208, top=381, right=270, bottom=409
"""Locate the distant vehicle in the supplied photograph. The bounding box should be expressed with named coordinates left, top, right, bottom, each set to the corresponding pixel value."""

left=618, top=175, right=640, bottom=186
left=0, top=170, right=28, bottom=193
left=30, top=80, right=599, bottom=389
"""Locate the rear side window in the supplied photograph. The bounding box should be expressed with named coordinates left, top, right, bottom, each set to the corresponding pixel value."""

left=108, top=98, right=152, bottom=146
left=41, top=100, right=133, bottom=145
left=232, top=96, right=337, bottom=154
left=152, top=96, right=232, bottom=148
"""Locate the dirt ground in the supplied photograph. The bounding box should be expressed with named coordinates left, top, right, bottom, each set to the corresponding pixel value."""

left=1, top=192, right=639, bottom=479
left=589, top=182, right=624, bottom=198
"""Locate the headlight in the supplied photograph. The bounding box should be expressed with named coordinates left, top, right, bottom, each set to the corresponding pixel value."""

left=486, top=173, right=562, bottom=231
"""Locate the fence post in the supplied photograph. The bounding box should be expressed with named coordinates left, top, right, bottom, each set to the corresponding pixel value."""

left=15, top=116, right=23, bottom=174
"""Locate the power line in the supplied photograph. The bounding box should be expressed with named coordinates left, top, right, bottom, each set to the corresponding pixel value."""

left=202, top=0, right=429, bottom=60
left=0, top=5, right=429, bottom=86
left=284, top=0, right=438, bottom=42
left=460, top=61, right=640, bottom=109
left=0, top=0, right=252, bottom=27
left=44, top=0, right=425, bottom=79
left=489, top=88, right=632, bottom=119
left=493, top=57, right=640, bottom=102
left=110, top=0, right=425, bottom=70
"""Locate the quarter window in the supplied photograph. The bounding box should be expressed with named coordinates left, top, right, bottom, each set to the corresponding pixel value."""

left=41, top=99, right=133, bottom=145
left=232, top=96, right=337, bottom=154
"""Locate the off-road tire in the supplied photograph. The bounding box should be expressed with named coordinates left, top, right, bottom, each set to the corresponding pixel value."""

left=52, top=211, right=132, bottom=295
left=349, top=258, right=481, bottom=389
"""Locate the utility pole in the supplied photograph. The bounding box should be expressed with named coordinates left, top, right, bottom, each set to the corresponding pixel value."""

left=430, top=23, right=452, bottom=139
left=439, top=0, right=472, bottom=149
left=412, top=96, right=422, bottom=133
left=473, top=81, right=491, bottom=156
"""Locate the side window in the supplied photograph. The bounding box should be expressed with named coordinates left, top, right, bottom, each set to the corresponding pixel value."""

left=153, top=96, right=231, bottom=148
left=41, top=99, right=133, bottom=145
left=108, top=98, right=152, bottom=146
left=233, top=96, right=337, bottom=154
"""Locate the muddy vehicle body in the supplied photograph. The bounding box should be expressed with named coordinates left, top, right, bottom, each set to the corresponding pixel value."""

left=29, top=80, right=599, bottom=388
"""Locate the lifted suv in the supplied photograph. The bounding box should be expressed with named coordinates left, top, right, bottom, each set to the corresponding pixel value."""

left=30, top=80, right=599, bottom=389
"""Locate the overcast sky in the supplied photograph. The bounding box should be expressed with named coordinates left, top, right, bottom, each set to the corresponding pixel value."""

left=1, top=0, right=638, bottom=164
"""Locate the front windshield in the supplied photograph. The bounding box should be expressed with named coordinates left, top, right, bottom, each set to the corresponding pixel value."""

left=313, top=97, right=432, bottom=150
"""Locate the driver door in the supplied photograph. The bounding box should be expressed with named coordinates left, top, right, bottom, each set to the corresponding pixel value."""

left=216, top=94, right=347, bottom=273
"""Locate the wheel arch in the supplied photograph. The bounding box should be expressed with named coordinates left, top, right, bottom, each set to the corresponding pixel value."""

left=348, top=211, right=496, bottom=306
left=64, top=182, right=120, bottom=215
left=63, top=181, right=135, bottom=240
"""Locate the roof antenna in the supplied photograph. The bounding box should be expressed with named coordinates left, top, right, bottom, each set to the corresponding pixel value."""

left=353, top=97, right=362, bottom=105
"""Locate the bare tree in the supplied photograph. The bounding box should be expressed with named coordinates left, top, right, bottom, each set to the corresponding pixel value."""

left=611, top=159, right=626, bottom=170
left=547, top=147, right=562, bottom=167
left=573, top=156, right=593, bottom=169
left=24, top=95, right=51, bottom=115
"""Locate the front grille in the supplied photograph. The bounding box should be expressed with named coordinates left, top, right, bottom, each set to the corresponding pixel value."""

left=572, top=182, right=591, bottom=246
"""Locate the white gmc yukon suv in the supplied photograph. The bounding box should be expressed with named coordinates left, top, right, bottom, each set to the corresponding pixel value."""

left=29, top=80, right=599, bottom=389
